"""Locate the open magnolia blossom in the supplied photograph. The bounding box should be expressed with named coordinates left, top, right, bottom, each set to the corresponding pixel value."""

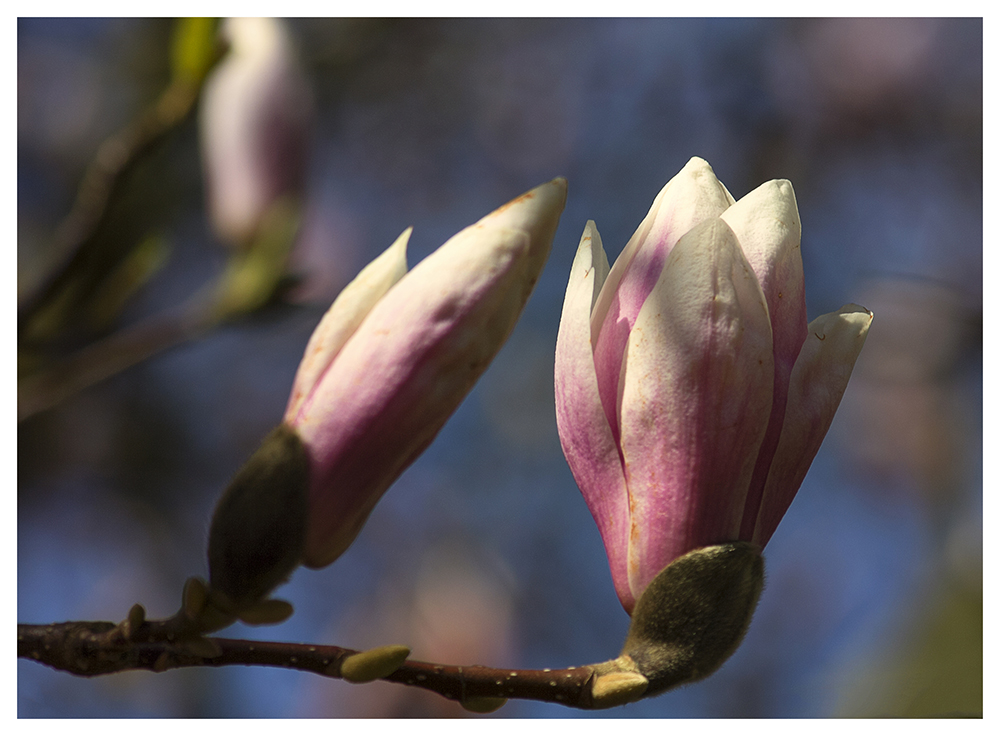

left=554, top=157, right=871, bottom=615
left=208, top=178, right=567, bottom=610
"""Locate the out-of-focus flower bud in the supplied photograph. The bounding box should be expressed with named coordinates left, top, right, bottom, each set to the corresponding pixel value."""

left=199, top=17, right=313, bottom=249
left=207, top=179, right=567, bottom=613
left=554, top=157, right=871, bottom=615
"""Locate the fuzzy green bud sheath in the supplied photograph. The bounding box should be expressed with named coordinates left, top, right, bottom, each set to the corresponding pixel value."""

left=209, top=179, right=567, bottom=607
left=621, top=542, right=764, bottom=695
left=554, top=158, right=871, bottom=615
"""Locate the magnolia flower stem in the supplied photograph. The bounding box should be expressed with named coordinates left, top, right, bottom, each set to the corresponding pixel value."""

left=17, top=617, right=643, bottom=711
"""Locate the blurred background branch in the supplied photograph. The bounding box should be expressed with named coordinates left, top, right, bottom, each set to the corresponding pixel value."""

left=17, top=18, right=308, bottom=423
left=18, top=19, right=222, bottom=333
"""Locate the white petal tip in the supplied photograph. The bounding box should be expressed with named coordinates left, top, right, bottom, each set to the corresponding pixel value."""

left=841, top=303, right=874, bottom=319
left=580, top=220, right=602, bottom=246
left=389, top=227, right=412, bottom=262
left=830, top=303, right=875, bottom=336
left=804, top=304, right=874, bottom=365
left=478, top=179, right=568, bottom=234
left=762, top=178, right=796, bottom=199
left=571, top=220, right=608, bottom=296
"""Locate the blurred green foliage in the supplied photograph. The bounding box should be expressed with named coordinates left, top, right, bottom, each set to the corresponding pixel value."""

left=211, top=198, right=302, bottom=321
left=171, top=18, right=220, bottom=86
left=838, top=572, right=982, bottom=717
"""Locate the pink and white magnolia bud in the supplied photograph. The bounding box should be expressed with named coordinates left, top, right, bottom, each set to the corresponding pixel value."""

left=208, top=179, right=567, bottom=609
left=554, top=157, right=871, bottom=615
left=200, top=17, right=313, bottom=248
left=290, top=178, right=566, bottom=568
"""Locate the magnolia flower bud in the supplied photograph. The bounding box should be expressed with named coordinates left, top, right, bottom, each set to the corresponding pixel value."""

left=555, top=157, right=871, bottom=615
left=200, top=17, right=313, bottom=248
left=208, top=179, right=567, bottom=610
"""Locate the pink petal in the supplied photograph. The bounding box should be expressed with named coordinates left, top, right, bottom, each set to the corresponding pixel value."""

left=751, top=304, right=873, bottom=547
left=591, top=157, right=735, bottom=444
left=719, top=180, right=808, bottom=539
left=618, top=218, right=774, bottom=602
left=285, top=229, right=410, bottom=422
left=296, top=179, right=567, bottom=568
left=554, top=222, right=633, bottom=611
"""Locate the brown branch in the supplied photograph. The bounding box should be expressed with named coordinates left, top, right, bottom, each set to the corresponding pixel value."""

left=17, top=548, right=761, bottom=712
left=17, top=618, right=636, bottom=711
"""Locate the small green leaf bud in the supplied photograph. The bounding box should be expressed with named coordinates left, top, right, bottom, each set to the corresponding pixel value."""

left=126, top=604, right=146, bottom=634
left=460, top=696, right=508, bottom=714
left=620, top=542, right=764, bottom=696
left=181, top=580, right=237, bottom=633
left=237, top=598, right=294, bottom=625
left=340, top=645, right=411, bottom=683
left=182, top=577, right=209, bottom=620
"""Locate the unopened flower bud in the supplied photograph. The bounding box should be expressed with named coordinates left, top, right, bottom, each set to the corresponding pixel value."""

left=289, top=178, right=567, bottom=570
left=207, top=180, right=567, bottom=612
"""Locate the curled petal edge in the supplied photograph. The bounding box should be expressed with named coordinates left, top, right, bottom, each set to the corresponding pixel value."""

left=752, top=304, right=873, bottom=546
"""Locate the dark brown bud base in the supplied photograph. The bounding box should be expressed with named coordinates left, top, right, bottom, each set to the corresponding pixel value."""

left=620, top=542, right=764, bottom=696
left=207, top=423, right=310, bottom=613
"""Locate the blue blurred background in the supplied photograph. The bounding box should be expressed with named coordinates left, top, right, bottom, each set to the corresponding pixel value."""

left=18, top=18, right=982, bottom=717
